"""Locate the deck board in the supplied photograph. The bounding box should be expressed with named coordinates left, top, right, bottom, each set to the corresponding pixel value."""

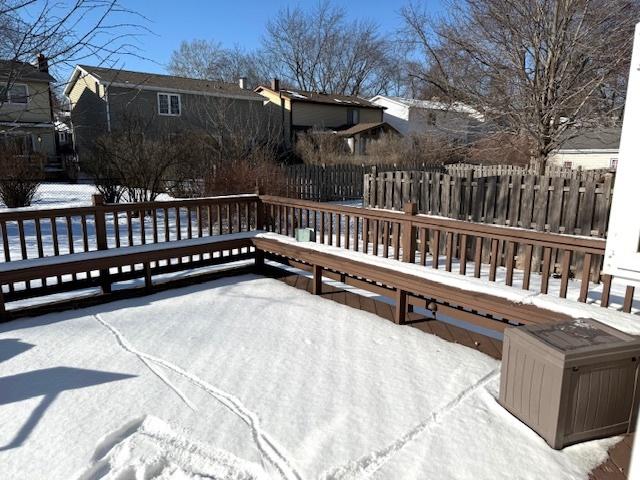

left=263, top=266, right=633, bottom=480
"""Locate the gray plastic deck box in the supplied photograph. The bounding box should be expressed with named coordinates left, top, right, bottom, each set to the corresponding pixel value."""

left=499, top=319, right=640, bottom=449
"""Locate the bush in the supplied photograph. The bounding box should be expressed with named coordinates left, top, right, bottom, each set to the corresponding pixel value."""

left=465, top=133, right=532, bottom=166
left=365, top=133, right=462, bottom=166
left=203, top=149, right=288, bottom=197
left=294, top=130, right=351, bottom=165
left=0, top=148, right=44, bottom=208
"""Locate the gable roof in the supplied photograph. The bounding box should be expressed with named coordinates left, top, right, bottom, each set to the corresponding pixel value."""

left=256, top=85, right=383, bottom=109
left=0, top=59, right=55, bottom=83
left=370, top=95, right=484, bottom=121
left=64, top=65, right=263, bottom=101
left=558, top=128, right=621, bottom=151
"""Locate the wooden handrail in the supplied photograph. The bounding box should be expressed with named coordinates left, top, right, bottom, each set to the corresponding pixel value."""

left=260, top=195, right=606, bottom=253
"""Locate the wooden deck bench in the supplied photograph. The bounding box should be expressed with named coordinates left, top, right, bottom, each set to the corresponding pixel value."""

left=0, top=232, right=258, bottom=319
left=253, top=234, right=574, bottom=332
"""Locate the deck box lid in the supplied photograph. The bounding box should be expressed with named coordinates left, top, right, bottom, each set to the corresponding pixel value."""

left=506, top=319, right=640, bottom=367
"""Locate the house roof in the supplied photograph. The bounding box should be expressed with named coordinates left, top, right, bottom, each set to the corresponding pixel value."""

left=334, top=122, right=399, bottom=137
left=256, top=86, right=383, bottom=109
left=0, top=59, right=55, bottom=83
left=557, top=128, right=621, bottom=151
left=64, top=65, right=263, bottom=100
left=370, top=95, right=484, bottom=121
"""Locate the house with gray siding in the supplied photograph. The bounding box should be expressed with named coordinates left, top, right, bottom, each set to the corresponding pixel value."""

left=64, top=65, right=268, bottom=162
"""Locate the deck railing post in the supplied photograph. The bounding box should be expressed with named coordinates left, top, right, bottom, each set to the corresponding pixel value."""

left=401, top=202, right=417, bottom=264
left=255, top=191, right=265, bottom=231
left=312, top=264, right=322, bottom=295
left=395, top=288, right=407, bottom=325
left=0, top=288, right=6, bottom=322
left=92, top=194, right=111, bottom=294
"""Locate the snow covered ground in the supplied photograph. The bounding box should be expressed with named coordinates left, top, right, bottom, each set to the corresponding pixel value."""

left=0, top=274, right=620, bottom=479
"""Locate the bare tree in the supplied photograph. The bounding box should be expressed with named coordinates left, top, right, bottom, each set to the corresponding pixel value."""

left=262, top=1, right=398, bottom=96
left=401, top=0, right=639, bottom=168
left=1, top=0, right=145, bottom=108
left=168, top=40, right=264, bottom=88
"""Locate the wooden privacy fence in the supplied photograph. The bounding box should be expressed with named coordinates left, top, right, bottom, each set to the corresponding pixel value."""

left=259, top=196, right=638, bottom=319
left=285, top=162, right=610, bottom=202
left=364, top=170, right=614, bottom=278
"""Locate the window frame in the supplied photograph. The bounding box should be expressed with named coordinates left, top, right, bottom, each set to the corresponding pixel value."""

left=2, top=82, right=29, bottom=105
left=157, top=92, right=181, bottom=116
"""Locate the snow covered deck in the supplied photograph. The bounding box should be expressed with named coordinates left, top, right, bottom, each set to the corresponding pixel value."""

left=0, top=273, right=628, bottom=479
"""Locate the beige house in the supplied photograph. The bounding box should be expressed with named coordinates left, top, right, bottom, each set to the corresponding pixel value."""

left=255, top=80, right=386, bottom=147
left=548, top=128, right=621, bottom=170
left=0, top=56, right=57, bottom=158
left=64, top=65, right=268, bottom=163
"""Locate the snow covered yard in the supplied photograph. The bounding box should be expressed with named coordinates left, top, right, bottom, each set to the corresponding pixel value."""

left=0, top=274, right=619, bottom=479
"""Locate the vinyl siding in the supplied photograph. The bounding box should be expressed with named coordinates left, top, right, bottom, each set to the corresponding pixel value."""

left=292, top=102, right=382, bottom=129
left=548, top=151, right=619, bottom=170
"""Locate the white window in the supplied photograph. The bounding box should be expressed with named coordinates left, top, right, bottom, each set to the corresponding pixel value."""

left=610, top=158, right=618, bottom=169
left=158, top=93, right=180, bottom=116
left=1, top=83, right=29, bottom=104
left=563, top=161, right=573, bottom=168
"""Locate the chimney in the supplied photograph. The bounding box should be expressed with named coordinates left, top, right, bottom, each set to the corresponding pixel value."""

left=271, top=78, right=280, bottom=91
left=36, top=53, right=49, bottom=73
left=239, top=77, right=247, bottom=90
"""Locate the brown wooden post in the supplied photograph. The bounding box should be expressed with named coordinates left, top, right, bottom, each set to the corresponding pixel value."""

left=255, top=186, right=265, bottom=231
left=312, top=264, right=322, bottom=295
left=395, top=288, right=407, bottom=325
left=254, top=249, right=265, bottom=272
left=92, top=194, right=111, bottom=294
left=401, top=202, right=417, bottom=264
left=0, top=287, right=7, bottom=322
left=143, top=262, right=153, bottom=292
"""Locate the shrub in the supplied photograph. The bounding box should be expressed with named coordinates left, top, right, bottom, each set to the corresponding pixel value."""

left=0, top=147, right=44, bottom=208
left=465, top=133, right=533, bottom=166
left=294, top=130, right=351, bottom=165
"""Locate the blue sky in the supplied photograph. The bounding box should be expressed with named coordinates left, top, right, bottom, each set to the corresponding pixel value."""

left=118, top=0, right=442, bottom=74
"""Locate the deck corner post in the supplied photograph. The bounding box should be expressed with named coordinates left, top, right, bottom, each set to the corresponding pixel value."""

left=395, top=288, right=407, bottom=325
left=401, top=202, right=417, bottom=264
left=92, top=194, right=111, bottom=294
left=312, top=264, right=322, bottom=295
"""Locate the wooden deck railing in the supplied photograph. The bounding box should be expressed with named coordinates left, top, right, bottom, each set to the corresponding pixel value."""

left=0, top=193, right=637, bottom=317
left=259, top=196, right=637, bottom=314
left=0, top=194, right=260, bottom=302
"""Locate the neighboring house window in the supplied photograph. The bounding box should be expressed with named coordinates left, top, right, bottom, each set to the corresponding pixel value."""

left=1, top=83, right=29, bottom=104
left=158, top=93, right=180, bottom=116
left=563, top=161, right=573, bottom=168
left=610, top=158, right=618, bottom=169
left=347, top=108, right=359, bottom=125
left=426, top=112, right=437, bottom=126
